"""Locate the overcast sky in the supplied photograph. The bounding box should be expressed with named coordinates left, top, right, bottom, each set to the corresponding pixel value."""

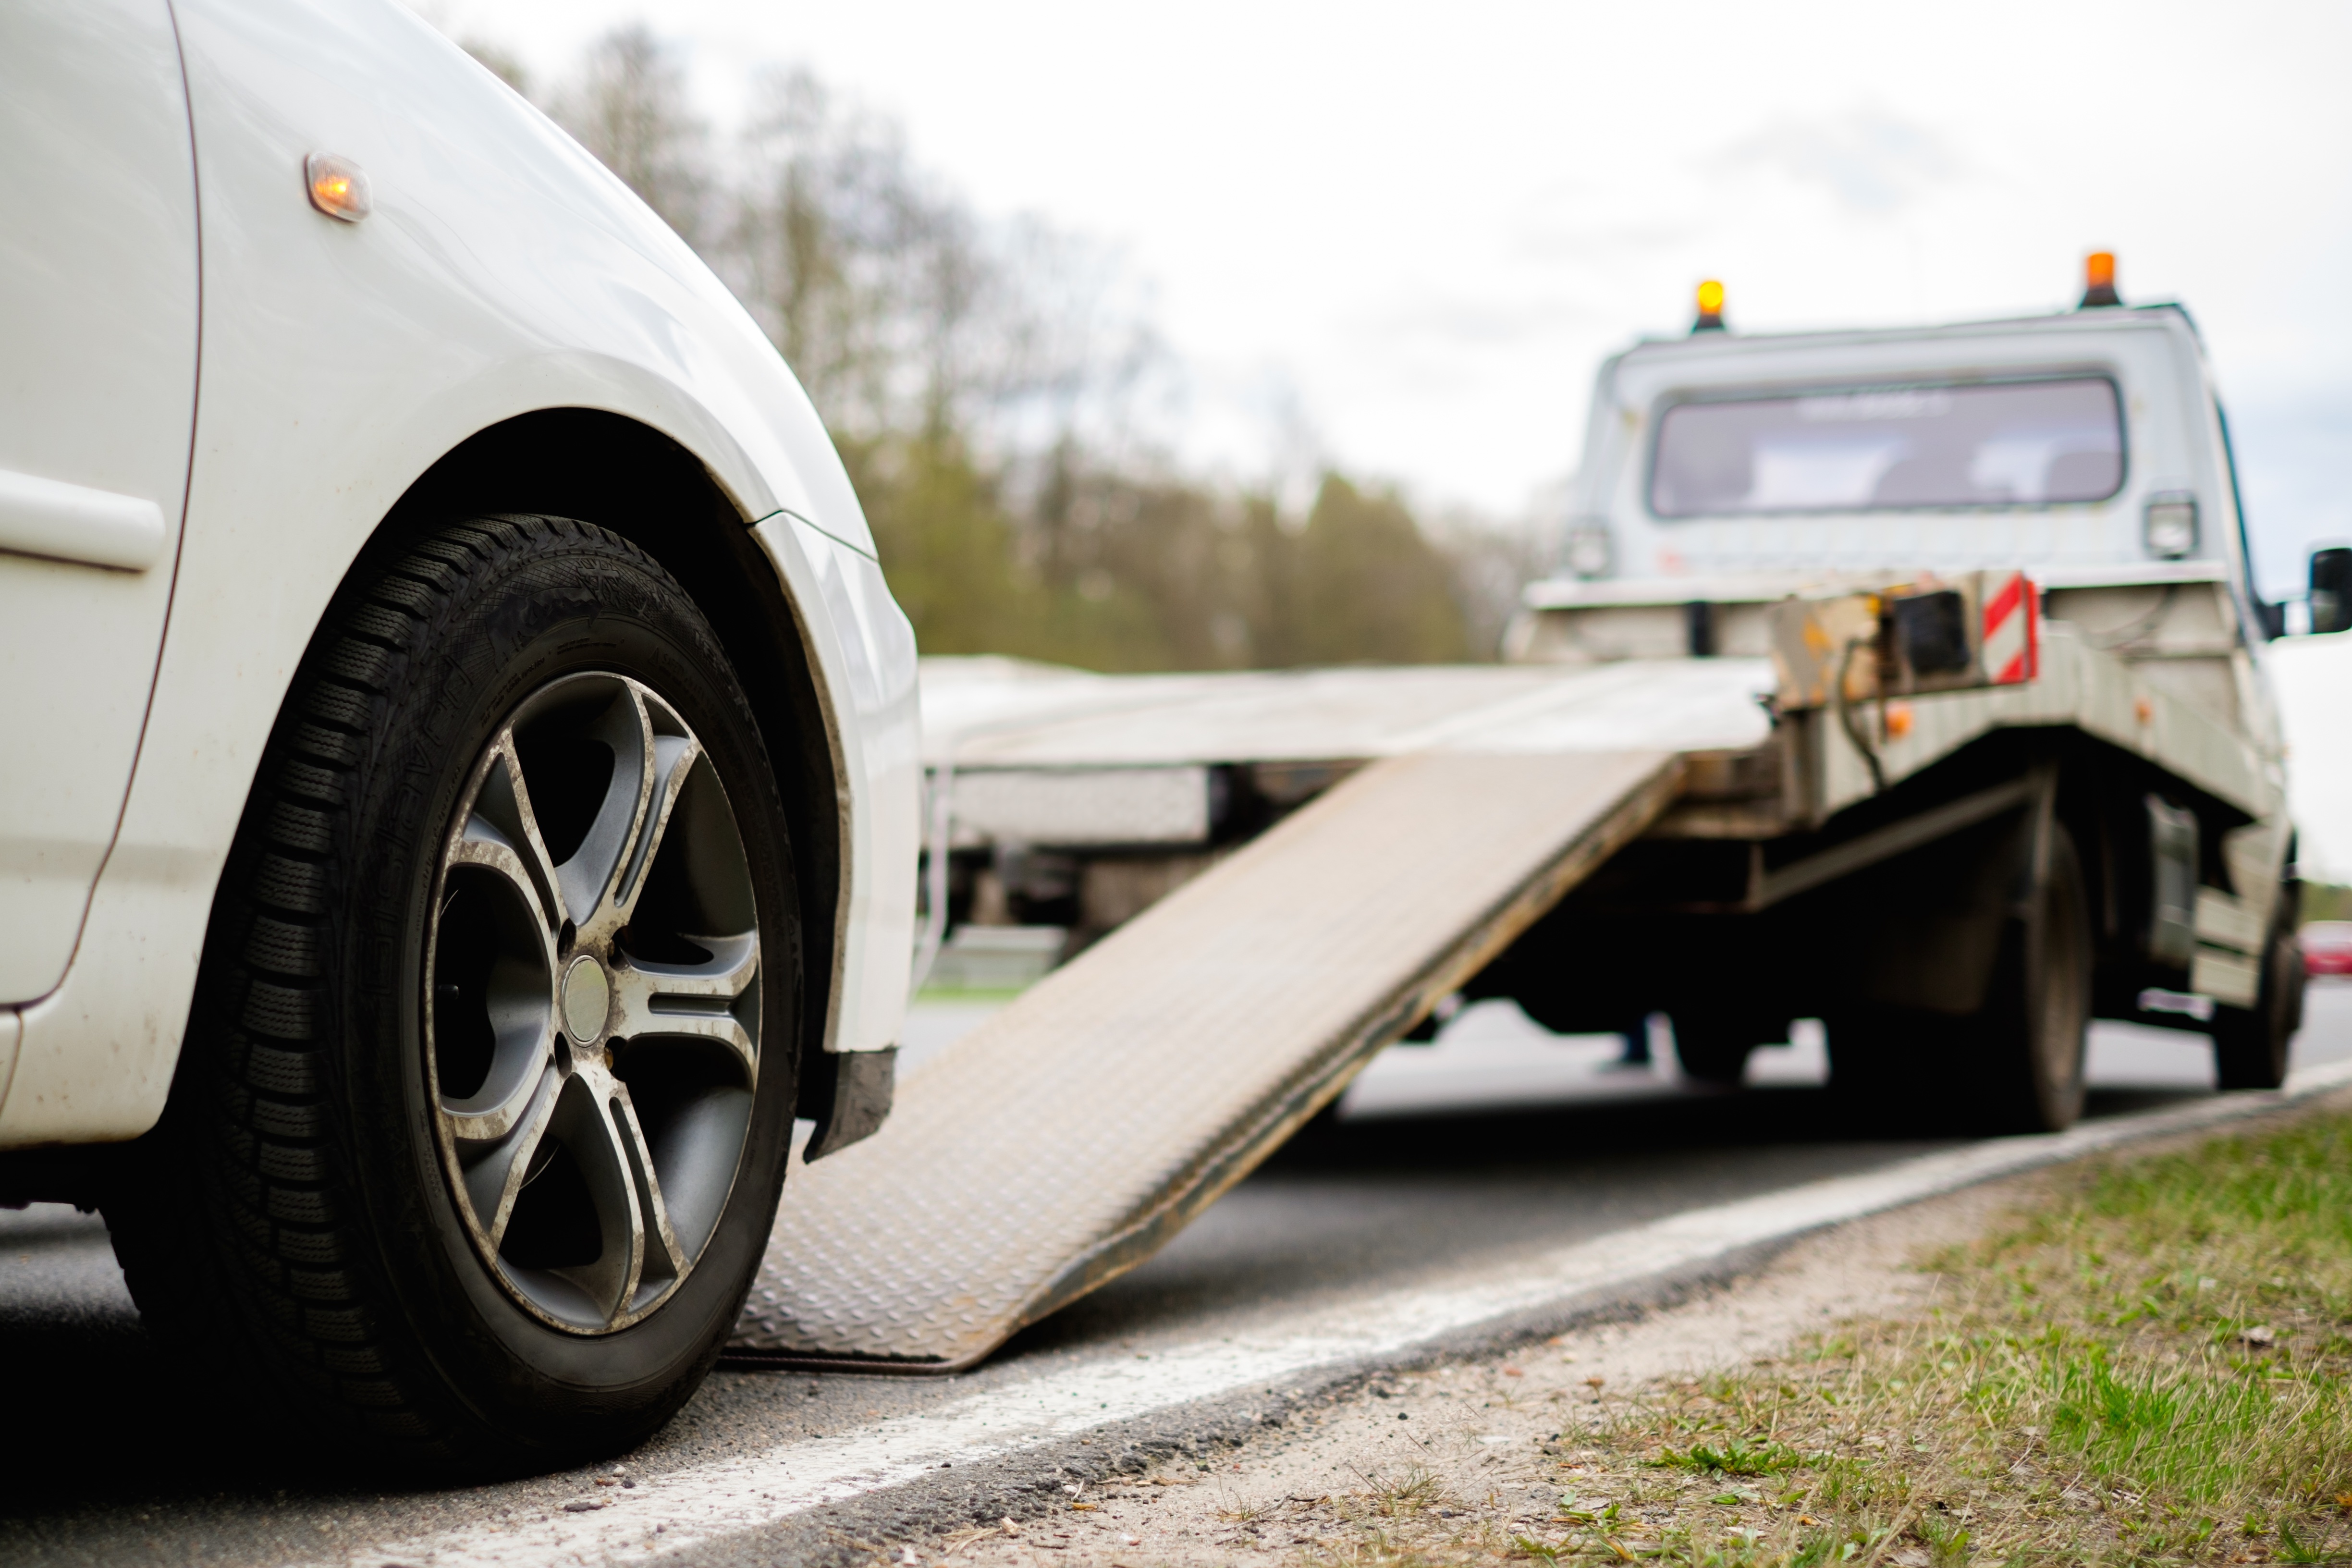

left=434, top=0, right=2352, bottom=586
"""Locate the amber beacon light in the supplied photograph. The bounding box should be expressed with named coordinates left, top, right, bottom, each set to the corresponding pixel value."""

left=306, top=151, right=372, bottom=222
left=2079, top=250, right=2119, bottom=308
left=1692, top=279, right=1727, bottom=333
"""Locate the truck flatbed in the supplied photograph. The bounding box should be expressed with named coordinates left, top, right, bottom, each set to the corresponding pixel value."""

left=731, top=605, right=2278, bottom=1367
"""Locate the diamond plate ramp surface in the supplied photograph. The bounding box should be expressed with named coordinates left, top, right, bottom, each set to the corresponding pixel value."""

left=729, top=749, right=1680, bottom=1369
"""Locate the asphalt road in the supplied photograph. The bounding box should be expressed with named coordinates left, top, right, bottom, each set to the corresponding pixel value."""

left=4, top=983, right=2346, bottom=1566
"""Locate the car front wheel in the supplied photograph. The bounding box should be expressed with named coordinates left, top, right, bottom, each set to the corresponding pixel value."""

left=108, top=515, right=799, bottom=1475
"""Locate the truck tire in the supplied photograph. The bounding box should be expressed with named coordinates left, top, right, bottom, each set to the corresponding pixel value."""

left=2210, top=904, right=2304, bottom=1091
left=1966, top=821, right=2092, bottom=1132
left=1670, top=1012, right=1771, bottom=1086
left=1823, top=1007, right=1935, bottom=1114
left=1828, top=820, right=2090, bottom=1133
left=105, top=516, right=800, bottom=1476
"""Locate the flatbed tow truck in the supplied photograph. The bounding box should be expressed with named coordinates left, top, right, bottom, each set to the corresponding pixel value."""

left=727, top=258, right=2346, bottom=1373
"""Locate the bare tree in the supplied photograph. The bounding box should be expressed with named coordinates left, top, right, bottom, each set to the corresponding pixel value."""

left=1426, top=509, right=1547, bottom=659
left=723, top=66, right=1159, bottom=458
left=509, top=23, right=1511, bottom=671
left=551, top=26, right=710, bottom=247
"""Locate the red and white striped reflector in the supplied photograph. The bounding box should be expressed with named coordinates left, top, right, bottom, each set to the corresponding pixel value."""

left=1981, top=570, right=2039, bottom=685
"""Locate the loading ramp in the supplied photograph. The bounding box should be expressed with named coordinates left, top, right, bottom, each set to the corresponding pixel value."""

left=728, top=744, right=1684, bottom=1368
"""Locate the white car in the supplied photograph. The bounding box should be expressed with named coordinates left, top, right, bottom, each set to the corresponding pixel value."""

left=0, top=0, right=920, bottom=1471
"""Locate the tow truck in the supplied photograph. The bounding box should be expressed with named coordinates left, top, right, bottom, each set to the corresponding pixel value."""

left=727, top=255, right=2344, bottom=1374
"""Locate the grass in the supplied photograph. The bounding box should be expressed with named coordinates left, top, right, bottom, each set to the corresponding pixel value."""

left=2300, top=884, right=2352, bottom=923
left=1923, top=1109, right=2352, bottom=1536
left=1300, top=1106, right=2352, bottom=1567
left=1649, top=1441, right=1814, bottom=1478
left=909, top=983, right=1032, bottom=1005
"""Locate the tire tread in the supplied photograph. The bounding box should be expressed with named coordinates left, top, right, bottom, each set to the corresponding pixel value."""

left=113, top=518, right=667, bottom=1464
left=108, top=514, right=788, bottom=1475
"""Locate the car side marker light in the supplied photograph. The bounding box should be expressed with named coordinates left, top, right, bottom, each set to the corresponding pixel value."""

left=305, top=152, right=371, bottom=221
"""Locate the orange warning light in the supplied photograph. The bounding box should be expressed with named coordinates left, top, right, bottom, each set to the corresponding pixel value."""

left=305, top=151, right=372, bottom=222
left=1692, top=279, right=1726, bottom=333
left=2080, top=250, right=2119, bottom=308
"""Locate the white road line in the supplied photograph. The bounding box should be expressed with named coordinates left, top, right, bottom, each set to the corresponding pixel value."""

left=312, top=1062, right=2352, bottom=1568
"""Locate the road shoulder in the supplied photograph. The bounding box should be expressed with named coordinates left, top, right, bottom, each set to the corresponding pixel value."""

left=921, top=1089, right=2352, bottom=1568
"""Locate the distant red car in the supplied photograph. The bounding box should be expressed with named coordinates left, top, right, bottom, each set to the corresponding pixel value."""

left=2304, top=921, right=2352, bottom=977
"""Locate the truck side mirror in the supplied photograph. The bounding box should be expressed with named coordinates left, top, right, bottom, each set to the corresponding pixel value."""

left=2313, top=546, right=2352, bottom=635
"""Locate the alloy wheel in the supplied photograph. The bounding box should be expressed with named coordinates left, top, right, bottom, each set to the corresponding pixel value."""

left=425, top=672, right=761, bottom=1333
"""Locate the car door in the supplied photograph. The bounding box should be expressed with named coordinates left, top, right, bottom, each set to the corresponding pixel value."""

left=0, top=0, right=201, bottom=1001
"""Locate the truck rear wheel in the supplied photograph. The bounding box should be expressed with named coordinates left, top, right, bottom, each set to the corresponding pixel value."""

left=1828, top=819, right=2089, bottom=1134
left=2211, top=903, right=2303, bottom=1091
left=1670, top=1012, right=1770, bottom=1086
left=1966, top=821, right=2091, bottom=1132
left=105, top=516, right=800, bottom=1476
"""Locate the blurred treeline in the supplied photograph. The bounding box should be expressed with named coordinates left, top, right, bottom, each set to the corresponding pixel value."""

left=468, top=28, right=1541, bottom=670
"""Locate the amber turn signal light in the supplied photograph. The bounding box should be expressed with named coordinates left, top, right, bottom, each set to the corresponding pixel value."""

left=2080, top=250, right=2118, bottom=308
left=1692, top=279, right=1726, bottom=333
left=306, top=152, right=371, bottom=222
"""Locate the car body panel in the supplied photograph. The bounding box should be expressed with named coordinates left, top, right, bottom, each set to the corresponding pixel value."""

left=0, top=0, right=916, bottom=1146
left=1514, top=305, right=2297, bottom=977
left=0, top=0, right=201, bottom=1003
left=2303, top=922, right=2352, bottom=978
left=763, top=518, right=921, bottom=1057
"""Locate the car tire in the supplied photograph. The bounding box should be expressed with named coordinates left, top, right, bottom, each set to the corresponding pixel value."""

left=2211, top=894, right=2304, bottom=1091
left=106, top=514, right=799, bottom=1476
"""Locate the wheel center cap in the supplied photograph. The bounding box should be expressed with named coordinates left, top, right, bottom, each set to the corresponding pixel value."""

left=561, top=955, right=611, bottom=1043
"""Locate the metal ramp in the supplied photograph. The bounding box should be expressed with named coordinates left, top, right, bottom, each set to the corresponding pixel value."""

left=728, top=747, right=1682, bottom=1369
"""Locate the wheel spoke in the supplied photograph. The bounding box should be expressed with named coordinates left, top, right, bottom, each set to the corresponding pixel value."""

left=544, top=1073, right=653, bottom=1326
left=455, top=1061, right=562, bottom=1253
left=460, top=742, right=568, bottom=933
left=609, top=1082, right=687, bottom=1301
left=549, top=690, right=657, bottom=942
left=611, top=728, right=702, bottom=930
left=433, top=825, right=560, bottom=1131
left=609, top=931, right=760, bottom=1082
left=440, top=1024, right=559, bottom=1142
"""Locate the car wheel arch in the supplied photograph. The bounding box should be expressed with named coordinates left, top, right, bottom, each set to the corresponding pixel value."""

left=370, top=407, right=849, bottom=1109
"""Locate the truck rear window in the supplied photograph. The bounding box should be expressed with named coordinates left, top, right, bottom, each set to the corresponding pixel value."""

left=1649, top=376, right=2123, bottom=517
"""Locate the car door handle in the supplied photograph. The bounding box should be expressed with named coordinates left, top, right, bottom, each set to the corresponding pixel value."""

left=0, top=466, right=168, bottom=571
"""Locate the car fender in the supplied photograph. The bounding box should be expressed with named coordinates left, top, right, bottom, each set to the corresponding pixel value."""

left=0, top=0, right=916, bottom=1145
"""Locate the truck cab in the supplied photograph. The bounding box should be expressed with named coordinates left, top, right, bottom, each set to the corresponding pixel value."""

left=1511, top=294, right=2275, bottom=735
left=1494, top=272, right=2320, bottom=1122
